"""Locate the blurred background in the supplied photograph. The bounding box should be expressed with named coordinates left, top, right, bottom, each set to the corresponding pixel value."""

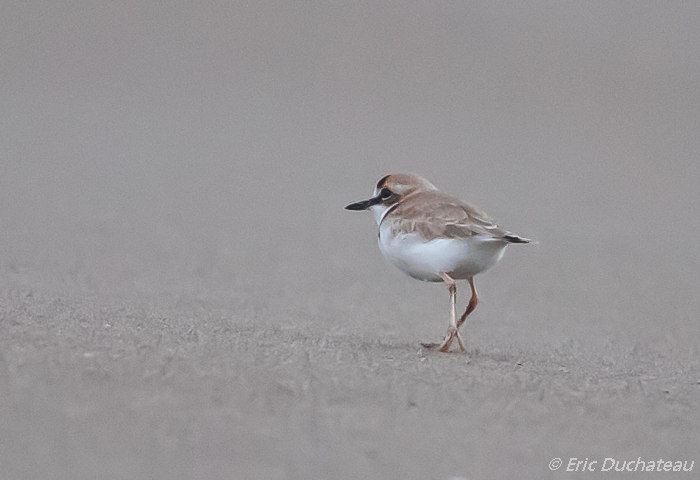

left=3, top=1, right=699, bottom=347
left=1, top=2, right=700, bottom=477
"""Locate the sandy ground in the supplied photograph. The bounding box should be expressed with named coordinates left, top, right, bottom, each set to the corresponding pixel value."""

left=2, top=2, right=700, bottom=479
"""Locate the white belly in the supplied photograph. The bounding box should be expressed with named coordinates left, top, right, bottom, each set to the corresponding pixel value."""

left=378, top=225, right=508, bottom=282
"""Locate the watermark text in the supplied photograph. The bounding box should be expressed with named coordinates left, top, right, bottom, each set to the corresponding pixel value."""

left=548, top=457, right=694, bottom=473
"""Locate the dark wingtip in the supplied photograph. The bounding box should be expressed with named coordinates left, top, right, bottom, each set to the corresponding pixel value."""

left=504, top=234, right=532, bottom=244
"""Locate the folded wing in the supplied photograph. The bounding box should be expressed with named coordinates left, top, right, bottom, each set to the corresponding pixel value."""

left=390, top=191, right=530, bottom=243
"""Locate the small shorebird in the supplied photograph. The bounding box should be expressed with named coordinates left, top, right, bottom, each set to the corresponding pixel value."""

left=345, top=173, right=530, bottom=353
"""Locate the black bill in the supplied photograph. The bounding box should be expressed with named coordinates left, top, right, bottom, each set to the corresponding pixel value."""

left=344, top=195, right=381, bottom=211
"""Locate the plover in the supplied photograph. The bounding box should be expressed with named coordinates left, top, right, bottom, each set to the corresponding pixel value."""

left=345, top=173, right=531, bottom=353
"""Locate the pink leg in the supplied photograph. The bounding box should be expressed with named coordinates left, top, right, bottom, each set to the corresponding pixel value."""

left=421, top=273, right=465, bottom=353
left=457, top=277, right=478, bottom=331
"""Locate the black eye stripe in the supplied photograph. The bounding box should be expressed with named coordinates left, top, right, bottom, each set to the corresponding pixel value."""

left=380, top=188, right=393, bottom=199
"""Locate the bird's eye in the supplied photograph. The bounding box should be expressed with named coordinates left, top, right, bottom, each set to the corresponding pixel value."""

left=380, top=188, right=393, bottom=199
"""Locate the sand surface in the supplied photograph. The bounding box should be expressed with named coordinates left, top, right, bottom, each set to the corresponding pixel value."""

left=2, top=2, right=700, bottom=479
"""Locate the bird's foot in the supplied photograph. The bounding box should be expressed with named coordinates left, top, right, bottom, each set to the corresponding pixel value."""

left=421, top=328, right=465, bottom=353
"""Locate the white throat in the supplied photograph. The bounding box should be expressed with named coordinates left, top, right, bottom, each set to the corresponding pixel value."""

left=370, top=204, right=392, bottom=225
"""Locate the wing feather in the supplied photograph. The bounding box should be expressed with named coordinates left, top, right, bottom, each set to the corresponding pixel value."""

left=387, top=191, right=527, bottom=242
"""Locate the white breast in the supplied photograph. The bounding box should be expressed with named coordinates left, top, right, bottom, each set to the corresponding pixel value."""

left=378, top=222, right=508, bottom=282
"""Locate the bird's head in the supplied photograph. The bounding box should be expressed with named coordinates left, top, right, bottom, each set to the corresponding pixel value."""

left=345, top=173, right=438, bottom=224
